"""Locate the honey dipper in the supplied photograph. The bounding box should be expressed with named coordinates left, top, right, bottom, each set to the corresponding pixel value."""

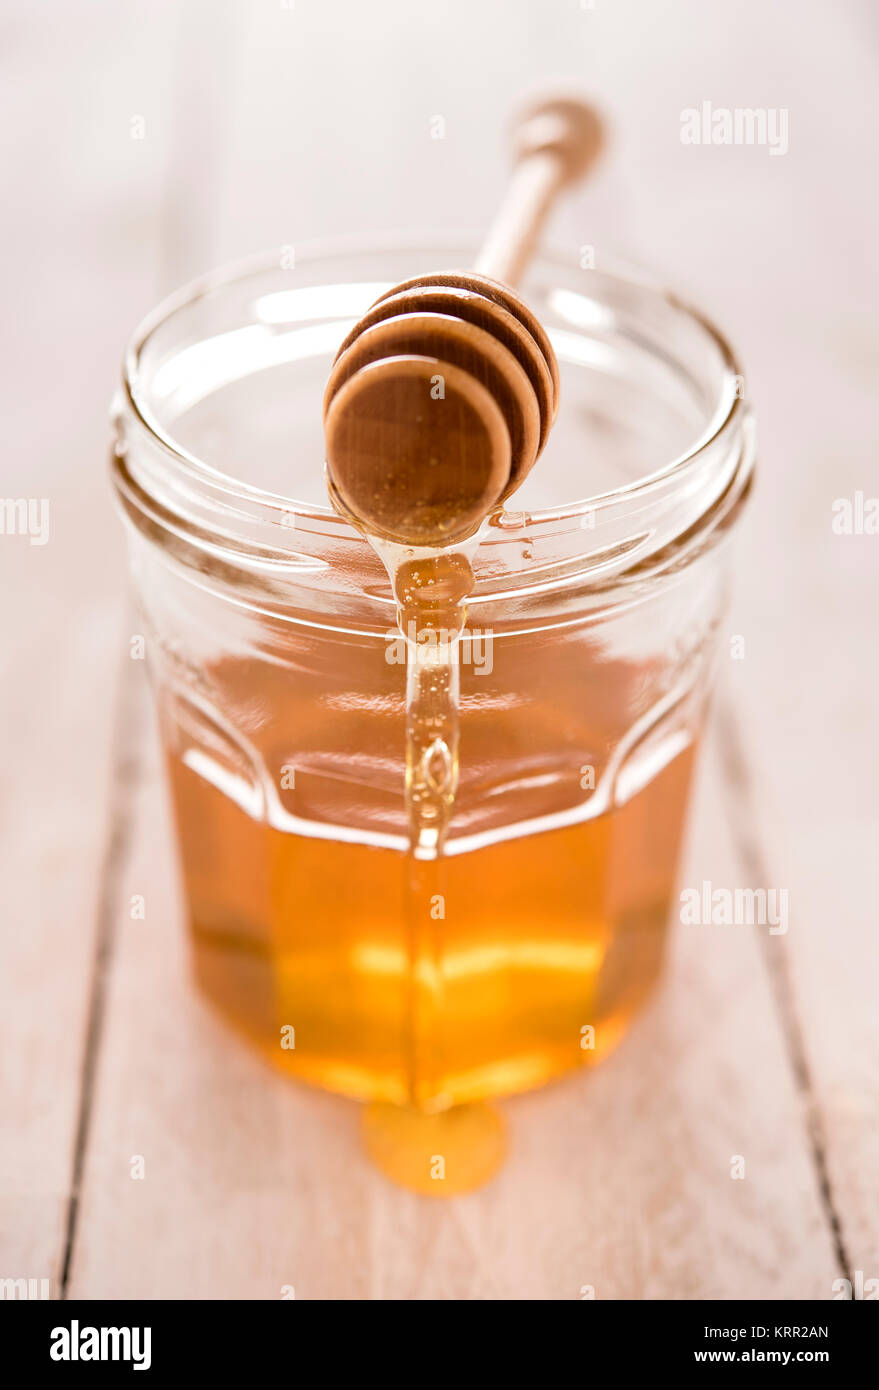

left=323, top=93, right=603, bottom=546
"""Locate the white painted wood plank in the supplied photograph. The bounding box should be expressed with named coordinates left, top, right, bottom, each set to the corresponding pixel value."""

left=625, top=0, right=879, bottom=1280
left=0, top=0, right=184, bottom=1291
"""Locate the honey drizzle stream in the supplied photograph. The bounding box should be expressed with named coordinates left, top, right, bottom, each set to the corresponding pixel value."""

left=368, top=535, right=482, bottom=1111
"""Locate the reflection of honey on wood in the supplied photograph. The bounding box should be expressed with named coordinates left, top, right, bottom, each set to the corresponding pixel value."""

left=164, top=648, right=696, bottom=1109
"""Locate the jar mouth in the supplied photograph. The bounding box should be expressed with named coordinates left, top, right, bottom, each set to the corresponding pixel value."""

left=115, top=237, right=754, bottom=602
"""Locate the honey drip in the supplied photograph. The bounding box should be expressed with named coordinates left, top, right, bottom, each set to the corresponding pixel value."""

left=362, top=533, right=508, bottom=1191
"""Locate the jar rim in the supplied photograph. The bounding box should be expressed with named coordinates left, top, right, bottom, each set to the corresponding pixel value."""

left=115, top=236, right=754, bottom=599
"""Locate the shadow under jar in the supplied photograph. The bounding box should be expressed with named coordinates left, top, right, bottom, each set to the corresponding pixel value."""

left=112, top=241, right=754, bottom=1113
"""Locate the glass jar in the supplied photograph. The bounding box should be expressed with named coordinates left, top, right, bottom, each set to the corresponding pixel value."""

left=112, top=241, right=754, bottom=1115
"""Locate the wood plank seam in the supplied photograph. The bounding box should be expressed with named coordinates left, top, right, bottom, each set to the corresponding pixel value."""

left=715, top=691, right=854, bottom=1286
left=58, top=0, right=240, bottom=1295
left=58, top=636, right=148, bottom=1299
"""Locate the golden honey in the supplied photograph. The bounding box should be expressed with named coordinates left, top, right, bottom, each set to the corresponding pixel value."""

left=165, top=659, right=696, bottom=1109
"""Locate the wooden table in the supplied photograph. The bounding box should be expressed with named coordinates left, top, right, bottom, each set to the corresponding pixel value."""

left=2, top=0, right=877, bottom=1299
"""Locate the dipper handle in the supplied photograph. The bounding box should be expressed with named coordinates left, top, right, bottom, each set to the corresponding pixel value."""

left=475, top=94, right=604, bottom=287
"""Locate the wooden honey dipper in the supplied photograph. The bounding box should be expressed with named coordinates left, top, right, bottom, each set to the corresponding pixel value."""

left=323, top=93, right=603, bottom=547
